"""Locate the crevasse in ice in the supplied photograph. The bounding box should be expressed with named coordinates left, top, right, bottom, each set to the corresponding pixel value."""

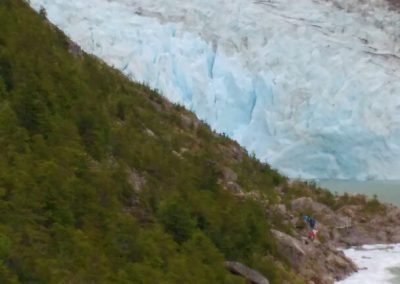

left=29, top=0, right=400, bottom=180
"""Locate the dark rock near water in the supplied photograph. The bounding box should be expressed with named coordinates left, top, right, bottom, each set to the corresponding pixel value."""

left=224, top=261, right=269, bottom=284
left=271, top=228, right=357, bottom=284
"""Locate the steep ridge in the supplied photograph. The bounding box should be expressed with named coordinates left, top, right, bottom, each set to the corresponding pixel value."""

left=2, top=1, right=298, bottom=282
left=2, top=1, right=400, bottom=283
left=29, top=0, right=400, bottom=180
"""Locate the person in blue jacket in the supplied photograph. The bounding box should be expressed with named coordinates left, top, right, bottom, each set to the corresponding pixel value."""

left=303, top=215, right=316, bottom=229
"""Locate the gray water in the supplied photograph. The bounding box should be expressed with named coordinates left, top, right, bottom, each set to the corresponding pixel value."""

left=317, top=180, right=400, bottom=207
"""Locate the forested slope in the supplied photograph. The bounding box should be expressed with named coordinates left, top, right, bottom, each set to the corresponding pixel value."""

left=0, top=1, right=312, bottom=283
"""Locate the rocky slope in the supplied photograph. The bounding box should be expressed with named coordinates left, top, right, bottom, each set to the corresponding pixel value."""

left=263, top=192, right=400, bottom=283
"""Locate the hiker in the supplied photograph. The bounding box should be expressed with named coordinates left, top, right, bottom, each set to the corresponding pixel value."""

left=308, top=229, right=318, bottom=241
left=303, top=215, right=316, bottom=229
left=303, top=215, right=318, bottom=241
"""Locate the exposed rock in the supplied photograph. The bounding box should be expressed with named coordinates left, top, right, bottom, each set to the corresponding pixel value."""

left=224, top=261, right=269, bottom=284
left=127, top=169, right=146, bottom=192
left=67, top=39, right=83, bottom=57
left=180, top=113, right=199, bottom=130
left=336, top=205, right=361, bottom=219
left=226, top=181, right=242, bottom=194
left=334, top=203, right=400, bottom=245
left=172, top=150, right=183, bottom=159
left=275, top=204, right=287, bottom=216
left=291, top=197, right=351, bottom=229
left=324, top=250, right=358, bottom=281
left=291, top=197, right=333, bottom=214
left=221, top=167, right=238, bottom=182
left=272, top=230, right=306, bottom=269
left=149, top=100, right=163, bottom=112
left=218, top=143, right=245, bottom=163
left=145, top=128, right=156, bottom=137
left=326, top=252, right=356, bottom=271
left=271, top=229, right=356, bottom=283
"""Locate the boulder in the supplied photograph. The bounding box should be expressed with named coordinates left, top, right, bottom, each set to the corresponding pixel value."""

left=291, top=197, right=332, bottom=214
left=145, top=128, right=156, bottom=137
left=325, top=251, right=357, bottom=281
left=224, top=261, right=269, bottom=284
left=271, top=229, right=307, bottom=269
left=291, top=197, right=351, bottom=228
left=272, top=229, right=356, bottom=283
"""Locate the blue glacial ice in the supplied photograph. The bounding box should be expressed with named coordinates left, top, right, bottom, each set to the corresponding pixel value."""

left=29, top=0, right=400, bottom=180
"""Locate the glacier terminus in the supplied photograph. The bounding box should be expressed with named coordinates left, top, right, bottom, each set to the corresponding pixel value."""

left=29, top=0, right=400, bottom=180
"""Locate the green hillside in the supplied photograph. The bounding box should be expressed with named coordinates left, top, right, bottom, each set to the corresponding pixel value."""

left=0, top=1, right=349, bottom=283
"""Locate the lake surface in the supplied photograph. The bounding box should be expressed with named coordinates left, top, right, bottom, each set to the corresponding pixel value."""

left=317, top=180, right=400, bottom=207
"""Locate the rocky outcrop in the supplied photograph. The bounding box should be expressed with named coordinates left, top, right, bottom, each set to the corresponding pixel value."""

left=271, top=229, right=357, bottom=284
left=225, top=186, right=400, bottom=283
left=67, top=39, right=83, bottom=57
left=335, top=203, right=400, bottom=246
left=219, top=167, right=243, bottom=194
left=271, top=230, right=306, bottom=269
left=180, top=113, right=199, bottom=130
left=218, top=143, right=245, bottom=163
left=224, top=261, right=269, bottom=284
left=270, top=195, right=400, bottom=283
left=221, top=167, right=238, bottom=182
left=291, top=197, right=332, bottom=214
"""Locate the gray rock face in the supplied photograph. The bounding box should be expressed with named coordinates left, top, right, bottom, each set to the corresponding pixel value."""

left=271, top=229, right=357, bottom=284
left=218, top=144, right=244, bottom=163
left=334, top=203, right=400, bottom=246
left=67, top=39, right=83, bottom=57
left=271, top=229, right=306, bottom=269
left=284, top=196, right=400, bottom=282
left=291, top=197, right=351, bottom=229
left=224, top=261, right=269, bottom=284
left=291, top=197, right=332, bottom=214
left=180, top=113, right=199, bottom=130
left=221, top=167, right=238, bottom=182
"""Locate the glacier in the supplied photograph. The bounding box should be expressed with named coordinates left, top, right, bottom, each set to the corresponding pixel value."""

left=28, top=0, right=400, bottom=180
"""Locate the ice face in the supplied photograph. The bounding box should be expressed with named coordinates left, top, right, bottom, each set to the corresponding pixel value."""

left=28, top=0, right=400, bottom=180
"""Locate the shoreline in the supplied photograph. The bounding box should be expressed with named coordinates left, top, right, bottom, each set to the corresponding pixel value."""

left=317, top=179, right=400, bottom=207
left=276, top=188, right=400, bottom=283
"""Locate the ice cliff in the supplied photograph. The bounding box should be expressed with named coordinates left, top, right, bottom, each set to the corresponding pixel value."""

left=29, top=0, right=400, bottom=180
